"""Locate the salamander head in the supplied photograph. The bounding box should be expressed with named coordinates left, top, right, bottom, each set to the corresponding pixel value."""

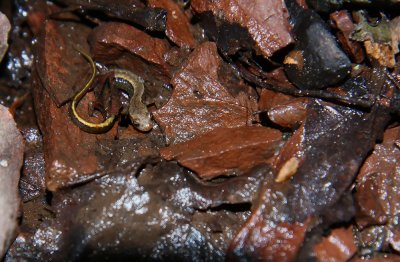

left=130, top=110, right=153, bottom=132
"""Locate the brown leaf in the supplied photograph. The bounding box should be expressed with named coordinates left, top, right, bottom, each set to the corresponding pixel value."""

left=357, top=126, right=400, bottom=182
left=32, top=67, right=116, bottom=192
left=35, top=20, right=92, bottom=106
left=153, top=42, right=257, bottom=144
left=160, top=126, right=282, bottom=179
left=330, top=10, right=365, bottom=64
left=191, top=0, right=293, bottom=57
left=228, top=208, right=311, bottom=261
left=148, top=0, right=196, bottom=48
left=355, top=126, right=400, bottom=228
left=228, top=99, right=390, bottom=260
left=259, top=89, right=308, bottom=129
left=313, top=227, right=357, bottom=262
left=89, top=22, right=172, bottom=83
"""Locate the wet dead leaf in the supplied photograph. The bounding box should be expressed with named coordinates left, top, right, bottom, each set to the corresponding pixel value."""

left=160, top=126, right=282, bottom=179
left=32, top=67, right=116, bottom=192
left=355, top=126, right=400, bottom=228
left=191, top=0, right=293, bottom=57
left=148, top=0, right=196, bottom=48
left=153, top=42, right=257, bottom=144
left=313, top=227, right=357, bottom=262
left=35, top=20, right=92, bottom=106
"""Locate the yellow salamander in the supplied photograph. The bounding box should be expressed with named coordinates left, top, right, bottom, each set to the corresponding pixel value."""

left=70, top=50, right=153, bottom=133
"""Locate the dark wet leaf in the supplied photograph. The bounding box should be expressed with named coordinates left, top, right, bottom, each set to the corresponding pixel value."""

left=52, top=0, right=167, bottom=31
left=19, top=128, right=45, bottom=202
left=6, top=162, right=260, bottom=261
left=228, top=97, right=390, bottom=260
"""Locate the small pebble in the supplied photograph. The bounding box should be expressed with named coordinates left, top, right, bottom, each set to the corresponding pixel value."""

left=0, top=159, right=8, bottom=167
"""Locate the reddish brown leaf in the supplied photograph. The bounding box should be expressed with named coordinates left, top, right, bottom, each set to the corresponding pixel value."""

left=153, top=42, right=257, bottom=144
left=32, top=67, right=116, bottom=192
left=228, top=212, right=311, bottom=262
left=89, top=22, right=172, bottom=83
left=355, top=126, right=400, bottom=228
left=330, top=10, right=365, bottom=63
left=148, top=0, right=196, bottom=49
left=191, top=0, right=293, bottom=57
left=35, top=20, right=92, bottom=106
left=259, top=89, right=308, bottom=129
left=160, top=126, right=282, bottom=179
left=313, top=227, right=357, bottom=262
left=357, top=126, right=400, bottom=181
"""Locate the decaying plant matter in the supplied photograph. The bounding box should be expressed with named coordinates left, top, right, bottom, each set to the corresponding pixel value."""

left=0, top=0, right=400, bottom=261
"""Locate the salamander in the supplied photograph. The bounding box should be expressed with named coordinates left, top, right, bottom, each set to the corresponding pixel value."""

left=70, top=49, right=153, bottom=133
